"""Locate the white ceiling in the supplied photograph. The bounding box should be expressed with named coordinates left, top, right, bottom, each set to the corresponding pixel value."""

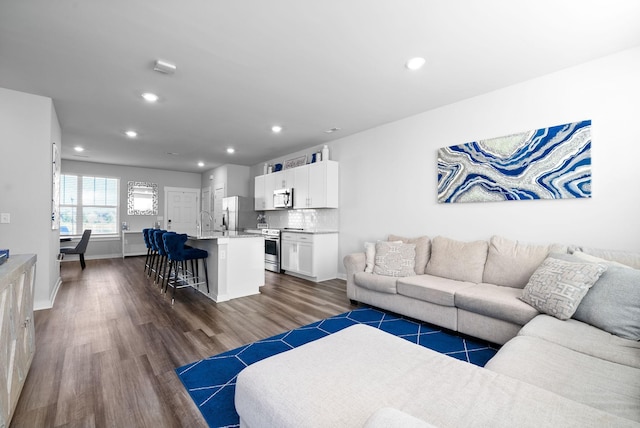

left=1, top=1, right=640, bottom=173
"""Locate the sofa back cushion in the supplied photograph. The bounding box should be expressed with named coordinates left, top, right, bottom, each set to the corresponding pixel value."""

left=425, top=236, right=488, bottom=283
left=388, top=235, right=431, bottom=274
left=575, top=247, right=640, bottom=269
left=482, top=235, right=567, bottom=289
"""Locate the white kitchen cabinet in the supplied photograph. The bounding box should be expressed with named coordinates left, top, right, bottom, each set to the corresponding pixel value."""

left=280, top=232, right=338, bottom=282
left=255, top=160, right=338, bottom=211
left=272, top=169, right=295, bottom=189
left=254, top=175, right=265, bottom=210
left=263, top=173, right=276, bottom=210
left=293, top=161, right=339, bottom=209
left=0, top=254, right=36, bottom=427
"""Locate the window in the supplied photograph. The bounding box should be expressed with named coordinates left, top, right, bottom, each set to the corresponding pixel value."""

left=60, top=175, right=119, bottom=236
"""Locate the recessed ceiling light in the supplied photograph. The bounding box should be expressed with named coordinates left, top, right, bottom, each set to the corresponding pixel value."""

left=405, top=57, right=426, bottom=71
left=226, top=147, right=235, bottom=154
left=197, top=161, right=205, bottom=167
left=125, top=130, right=138, bottom=138
left=141, top=92, right=159, bottom=102
left=271, top=125, right=283, bottom=133
left=74, top=146, right=84, bottom=152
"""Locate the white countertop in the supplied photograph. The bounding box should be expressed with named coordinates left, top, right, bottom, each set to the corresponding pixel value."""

left=279, top=229, right=339, bottom=235
left=188, top=231, right=264, bottom=240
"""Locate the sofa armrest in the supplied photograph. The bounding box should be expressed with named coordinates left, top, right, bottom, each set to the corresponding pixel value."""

left=344, top=252, right=366, bottom=300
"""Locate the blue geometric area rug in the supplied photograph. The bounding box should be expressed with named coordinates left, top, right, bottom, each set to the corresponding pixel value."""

left=176, top=307, right=498, bottom=428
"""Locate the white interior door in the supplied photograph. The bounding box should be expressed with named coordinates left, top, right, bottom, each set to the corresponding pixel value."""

left=165, top=187, right=199, bottom=235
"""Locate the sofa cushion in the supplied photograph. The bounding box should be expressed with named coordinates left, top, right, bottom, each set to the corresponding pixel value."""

left=576, top=274, right=640, bottom=338
left=425, top=236, right=488, bottom=283
left=548, top=252, right=640, bottom=341
left=519, top=315, right=640, bottom=369
left=482, top=235, right=567, bottom=288
left=485, top=335, right=640, bottom=423
left=455, top=283, right=540, bottom=325
left=364, top=408, right=438, bottom=428
left=388, top=235, right=431, bottom=275
left=373, top=241, right=416, bottom=277
left=236, top=324, right=635, bottom=428
left=354, top=272, right=397, bottom=294
left=397, top=275, right=475, bottom=307
left=572, top=250, right=633, bottom=268
left=577, top=247, right=640, bottom=269
left=520, top=257, right=607, bottom=320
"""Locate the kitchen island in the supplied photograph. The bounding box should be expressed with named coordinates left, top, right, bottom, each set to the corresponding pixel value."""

left=187, top=231, right=264, bottom=302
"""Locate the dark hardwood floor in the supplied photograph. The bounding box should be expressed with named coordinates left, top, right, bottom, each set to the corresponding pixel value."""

left=10, top=257, right=354, bottom=427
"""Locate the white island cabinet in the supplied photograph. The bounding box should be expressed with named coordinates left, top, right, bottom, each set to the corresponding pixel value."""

left=187, top=232, right=264, bottom=302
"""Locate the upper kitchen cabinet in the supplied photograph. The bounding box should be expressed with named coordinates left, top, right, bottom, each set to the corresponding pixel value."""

left=272, top=168, right=295, bottom=189
left=254, top=160, right=338, bottom=211
left=254, top=173, right=276, bottom=210
left=254, top=175, right=265, bottom=210
left=294, top=161, right=339, bottom=209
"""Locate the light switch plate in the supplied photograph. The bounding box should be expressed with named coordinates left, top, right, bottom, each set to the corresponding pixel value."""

left=0, top=213, right=10, bottom=224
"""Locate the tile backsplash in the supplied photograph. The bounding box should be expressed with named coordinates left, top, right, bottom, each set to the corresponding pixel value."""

left=262, top=209, right=338, bottom=230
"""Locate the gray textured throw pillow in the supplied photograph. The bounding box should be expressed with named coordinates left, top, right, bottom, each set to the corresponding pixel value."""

left=388, top=234, right=431, bottom=274
left=373, top=242, right=416, bottom=277
left=550, top=252, right=640, bottom=340
left=520, top=257, right=607, bottom=320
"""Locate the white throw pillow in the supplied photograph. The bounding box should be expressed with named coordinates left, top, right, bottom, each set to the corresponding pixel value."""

left=364, top=242, right=376, bottom=273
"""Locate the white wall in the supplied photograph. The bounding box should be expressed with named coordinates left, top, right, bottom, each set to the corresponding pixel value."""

left=331, top=46, right=640, bottom=273
left=0, top=87, right=61, bottom=309
left=61, top=160, right=201, bottom=258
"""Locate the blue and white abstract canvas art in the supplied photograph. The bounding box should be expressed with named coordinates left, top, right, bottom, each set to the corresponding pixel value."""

left=437, top=120, right=592, bottom=203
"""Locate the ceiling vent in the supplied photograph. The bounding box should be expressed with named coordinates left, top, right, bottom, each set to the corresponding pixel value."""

left=153, top=60, right=177, bottom=75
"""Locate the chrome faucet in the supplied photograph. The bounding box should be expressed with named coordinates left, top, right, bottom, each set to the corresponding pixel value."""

left=199, top=210, right=213, bottom=236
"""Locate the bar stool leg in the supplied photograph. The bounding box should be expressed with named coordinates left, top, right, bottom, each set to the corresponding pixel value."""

left=203, top=259, right=209, bottom=293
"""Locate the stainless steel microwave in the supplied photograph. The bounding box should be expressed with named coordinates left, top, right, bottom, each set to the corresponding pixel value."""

left=273, top=188, right=294, bottom=209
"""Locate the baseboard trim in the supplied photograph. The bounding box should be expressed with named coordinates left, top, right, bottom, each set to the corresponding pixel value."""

left=34, top=276, right=62, bottom=311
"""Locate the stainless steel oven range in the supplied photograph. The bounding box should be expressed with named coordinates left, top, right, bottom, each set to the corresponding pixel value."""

left=262, top=228, right=281, bottom=273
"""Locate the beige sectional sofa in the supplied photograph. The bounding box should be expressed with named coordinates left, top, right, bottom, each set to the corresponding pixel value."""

left=235, top=235, right=640, bottom=427
left=345, top=234, right=637, bottom=345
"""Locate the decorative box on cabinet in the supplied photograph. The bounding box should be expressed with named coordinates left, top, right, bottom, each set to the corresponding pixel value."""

left=0, top=254, right=36, bottom=427
left=280, top=232, right=338, bottom=282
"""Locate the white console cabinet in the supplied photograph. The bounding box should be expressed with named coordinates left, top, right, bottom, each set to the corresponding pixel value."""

left=0, top=254, right=36, bottom=427
left=281, top=232, right=338, bottom=282
left=255, top=160, right=338, bottom=211
left=122, top=230, right=148, bottom=258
